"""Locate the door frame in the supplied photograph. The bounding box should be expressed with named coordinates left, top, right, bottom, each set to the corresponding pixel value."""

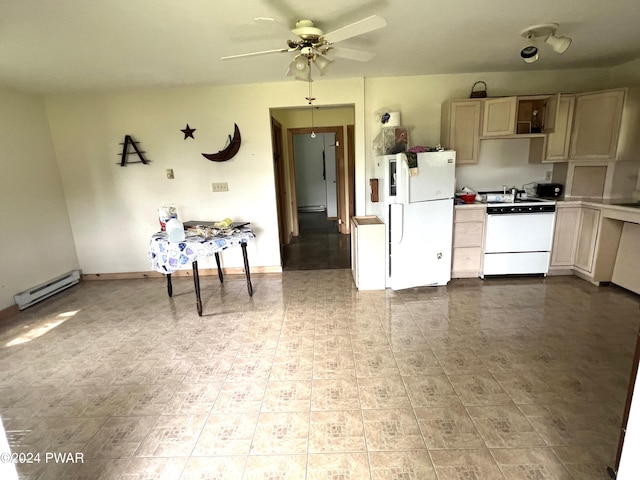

left=270, top=116, right=288, bottom=251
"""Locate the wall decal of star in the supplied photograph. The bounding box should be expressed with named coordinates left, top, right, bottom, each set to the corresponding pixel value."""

left=181, top=124, right=196, bottom=139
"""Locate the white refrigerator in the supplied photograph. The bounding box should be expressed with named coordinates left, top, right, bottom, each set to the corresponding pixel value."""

left=375, top=151, right=456, bottom=290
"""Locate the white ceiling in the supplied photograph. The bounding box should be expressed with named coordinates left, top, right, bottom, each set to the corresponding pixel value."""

left=2, top=0, right=640, bottom=95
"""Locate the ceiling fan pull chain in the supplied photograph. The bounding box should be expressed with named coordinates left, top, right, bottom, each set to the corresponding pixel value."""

left=307, top=77, right=316, bottom=138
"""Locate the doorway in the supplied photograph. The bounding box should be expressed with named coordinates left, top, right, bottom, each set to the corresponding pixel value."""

left=285, top=128, right=350, bottom=270
left=269, top=109, right=355, bottom=271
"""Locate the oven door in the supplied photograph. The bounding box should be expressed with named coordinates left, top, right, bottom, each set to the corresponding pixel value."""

left=485, top=212, right=555, bottom=253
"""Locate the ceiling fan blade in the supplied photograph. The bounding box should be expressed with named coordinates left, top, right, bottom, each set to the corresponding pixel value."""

left=221, top=48, right=290, bottom=60
left=329, top=47, right=376, bottom=62
left=254, top=17, right=295, bottom=37
left=321, top=15, right=387, bottom=44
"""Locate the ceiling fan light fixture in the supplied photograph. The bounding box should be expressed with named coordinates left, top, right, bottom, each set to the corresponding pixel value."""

left=287, top=55, right=311, bottom=81
left=545, top=34, right=572, bottom=54
left=313, top=53, right=333, bottom=75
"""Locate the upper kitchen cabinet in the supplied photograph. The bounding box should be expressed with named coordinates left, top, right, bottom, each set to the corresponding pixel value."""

left=545, top=94, right=575, bottom=162
left=441, top=99, right=482, bottom=165
left=482, top=97, right=517, bottom=136
left=569, top=88, right=640, bottom=161
left=481, top=95, right=560, bottom=138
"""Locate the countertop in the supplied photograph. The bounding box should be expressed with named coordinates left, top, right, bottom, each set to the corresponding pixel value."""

left=455, top=197, right=640, bottom=221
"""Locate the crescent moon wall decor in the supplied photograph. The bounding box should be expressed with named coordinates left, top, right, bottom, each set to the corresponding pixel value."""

left=202, top=124, right=241, bottom=162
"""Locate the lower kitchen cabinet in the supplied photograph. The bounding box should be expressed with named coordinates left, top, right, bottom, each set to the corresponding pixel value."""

left=612, top=222, right=640, bottom=295
left=452, top=206, right=486, bottom=278
left=574, top=207, right=601, bottom=273
left=550, top=206, right=581, bottom=267
left=351, top=215, right=385, bottom=290
left=549, top=205, right=601, bottom=276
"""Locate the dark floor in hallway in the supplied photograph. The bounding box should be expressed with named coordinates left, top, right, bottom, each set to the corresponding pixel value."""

left=282, top=211, right=351, bottom=271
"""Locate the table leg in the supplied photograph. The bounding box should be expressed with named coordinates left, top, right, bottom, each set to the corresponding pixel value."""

left=241, top=241, right=253, bottom=297
left=192, top=261, right=202, bottom=316
left=214, top=252, right=224, bottom=283
left=166, top=274, right=173, bottom=297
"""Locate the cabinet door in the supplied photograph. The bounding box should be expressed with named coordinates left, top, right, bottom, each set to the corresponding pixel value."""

left=482, top=97, right=517, bottom=136
left=445, top=100, right=481, bottom=164
left=545, top=95, right=575, bottom=162
left=550, top=207, right=580, bottom=266
left=574, top=207, right=601, bottom=273
left=569, top=90, right=625, bottom=160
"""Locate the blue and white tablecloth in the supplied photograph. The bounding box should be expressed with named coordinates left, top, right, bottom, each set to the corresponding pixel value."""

left=149, top=227, right=255, bottom=274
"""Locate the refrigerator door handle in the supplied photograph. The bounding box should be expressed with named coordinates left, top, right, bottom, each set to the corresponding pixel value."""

left=390, top=204, right=404, bottom=244
left=397, top=153, right=409, bottom=204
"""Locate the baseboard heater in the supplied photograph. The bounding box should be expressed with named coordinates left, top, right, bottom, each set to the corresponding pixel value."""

left=14, top=270, right=81, bottom=310
left=298, top=205, right=326, bottom=212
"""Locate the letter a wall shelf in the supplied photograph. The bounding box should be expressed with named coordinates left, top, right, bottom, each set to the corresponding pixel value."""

left=118, top=135, right=149, bottom=166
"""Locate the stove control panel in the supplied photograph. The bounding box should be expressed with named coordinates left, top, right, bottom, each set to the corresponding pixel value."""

left=487, top=204, right=556, bottom=214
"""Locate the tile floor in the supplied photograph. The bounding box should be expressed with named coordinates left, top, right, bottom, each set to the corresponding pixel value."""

left=0, top=271, right=638, bottom=479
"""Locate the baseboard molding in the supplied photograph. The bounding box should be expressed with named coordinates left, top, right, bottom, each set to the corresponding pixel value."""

left=82, top=266, right=282, bottom=281
left=547, top=267, right=575, bottom=276
left=0, top=304, right=19, bottom=324
left=572, top=269, right=601, bottom=286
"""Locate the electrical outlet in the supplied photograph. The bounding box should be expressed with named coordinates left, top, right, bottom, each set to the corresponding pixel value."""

left=211, top=182, right=228, bottom=192
left=545, top=171, right=552, bottom=181
left=166, top=169, right=174, bottom=179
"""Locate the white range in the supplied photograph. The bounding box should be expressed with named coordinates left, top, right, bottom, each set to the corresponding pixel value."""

left=482, top=197, right=557, bottom=277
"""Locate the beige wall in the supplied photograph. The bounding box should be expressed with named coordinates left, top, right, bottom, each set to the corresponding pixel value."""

left=3, top=60, right=639, bottom=311
left=611, top=58, right=640, bottom=87
left=0, top=88, right=79, bottom=310
left=44, top=79, right=365, bottom=275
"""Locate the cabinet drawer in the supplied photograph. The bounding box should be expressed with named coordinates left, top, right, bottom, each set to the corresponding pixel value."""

left=454, top=208, right=485, bottom=223
left=453, top=222, right=484, bottom=247
left=452, top=247, right=483, bottom=272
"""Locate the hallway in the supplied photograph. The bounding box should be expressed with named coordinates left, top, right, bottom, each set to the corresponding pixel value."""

left=282, top=211, right=351, bottom=271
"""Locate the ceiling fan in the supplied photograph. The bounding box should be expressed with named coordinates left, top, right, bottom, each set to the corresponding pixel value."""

left=221, top=15, right=387, bottom=81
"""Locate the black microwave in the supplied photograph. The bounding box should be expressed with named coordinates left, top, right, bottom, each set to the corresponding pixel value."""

left=536, top=183, right=563, bottom=198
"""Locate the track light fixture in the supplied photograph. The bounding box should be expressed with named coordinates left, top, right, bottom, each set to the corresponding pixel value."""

left=545, top=33, right=572, bottom=54
left=519, top=23, right=571, bottom=63
left=520, top=33, right=539, bottom=64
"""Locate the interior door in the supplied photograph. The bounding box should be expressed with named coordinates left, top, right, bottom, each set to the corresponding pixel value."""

left=270, top=117, right=288, bottom=249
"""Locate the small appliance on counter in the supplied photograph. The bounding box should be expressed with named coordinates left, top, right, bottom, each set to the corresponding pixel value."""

left=536, top=183, right=563, bottom=198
